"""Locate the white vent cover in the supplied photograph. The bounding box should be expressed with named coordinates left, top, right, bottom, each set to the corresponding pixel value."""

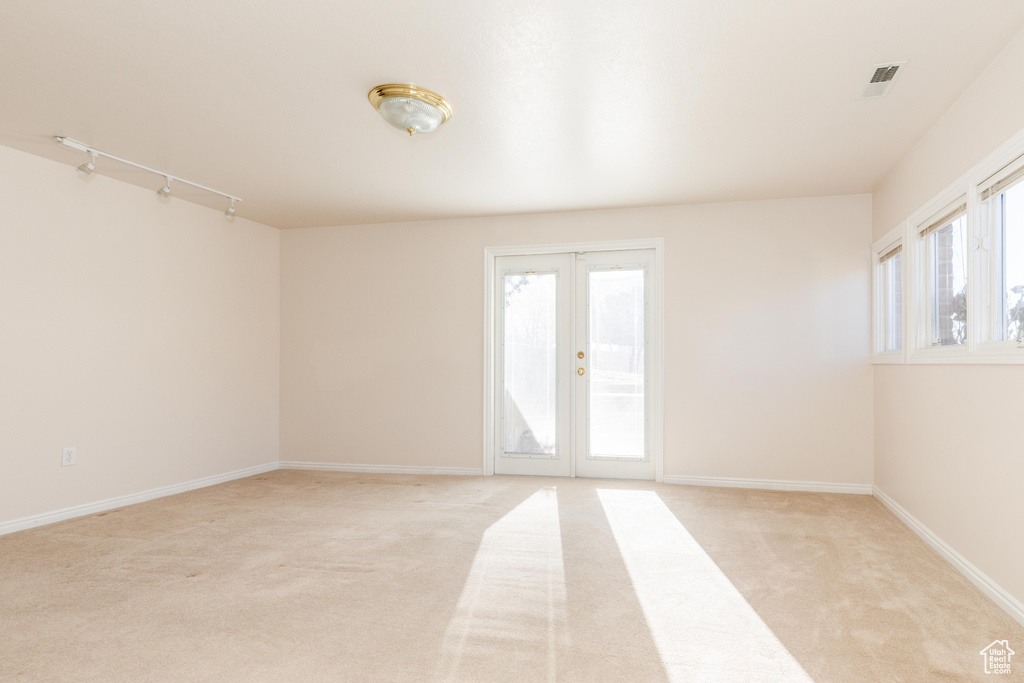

left=862, top=61, right=907, bottom=98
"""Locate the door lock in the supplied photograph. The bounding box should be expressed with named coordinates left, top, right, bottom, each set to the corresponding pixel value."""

left=577, top=351, right=585, bottom=359
left=577, top=367, right=585, bottom=375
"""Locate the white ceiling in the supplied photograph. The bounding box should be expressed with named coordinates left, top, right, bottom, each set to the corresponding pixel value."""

left=2, top=1, right=1023, bottom=228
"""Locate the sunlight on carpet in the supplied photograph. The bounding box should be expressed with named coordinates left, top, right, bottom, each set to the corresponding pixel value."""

left=434, top=487, right=568, bottom=682
left=597, top=489, right=814, bottom=682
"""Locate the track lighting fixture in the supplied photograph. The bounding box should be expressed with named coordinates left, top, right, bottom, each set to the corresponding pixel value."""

left=156, top=177, right=172, bottom=199
left=53, top=136, right=241, bottom=218
left=76, top=152, right=96, bottom=177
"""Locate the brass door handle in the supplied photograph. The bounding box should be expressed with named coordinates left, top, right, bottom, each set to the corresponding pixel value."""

left=577, top=367, right=585, bottom=375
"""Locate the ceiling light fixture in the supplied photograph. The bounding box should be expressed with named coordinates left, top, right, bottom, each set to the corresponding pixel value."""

left=156, top=177, right=172, bottom=198
left=53, top=136, right=241, bottom=219
left=76, top=152, right=97, bottom=177
left=368, top=84, right=453, bottom=136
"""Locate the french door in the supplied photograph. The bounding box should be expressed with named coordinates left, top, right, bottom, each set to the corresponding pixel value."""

left=493, top=249, right=660, bottom=480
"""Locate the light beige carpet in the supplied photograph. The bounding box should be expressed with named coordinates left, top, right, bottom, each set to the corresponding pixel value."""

left=1, top=471, right=1021, bottom=682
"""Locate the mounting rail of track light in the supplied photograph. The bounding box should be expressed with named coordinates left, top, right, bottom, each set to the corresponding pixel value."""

left=53, top=136, right=242, bottom=219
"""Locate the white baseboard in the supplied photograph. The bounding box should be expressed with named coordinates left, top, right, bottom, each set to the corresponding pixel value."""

left=0, top=461, right=279, bottom=537
left=663, top=474, right=873, bottom=495
left=873, top=486, right=1024, bottom=628
left=279, top=461, right=484, bottom=476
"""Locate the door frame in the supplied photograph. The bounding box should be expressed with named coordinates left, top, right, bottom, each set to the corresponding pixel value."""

left=482, top=238, right=665, bottom=481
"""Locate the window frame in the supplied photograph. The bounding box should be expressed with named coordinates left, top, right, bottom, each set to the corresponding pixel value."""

left=871, top=223, right=906, bottom=364
left=908, top=193, right=971, bottom=362
left=976, top=154, right=1024, bottom=357
left=888, top=124, right=1024, bottom=365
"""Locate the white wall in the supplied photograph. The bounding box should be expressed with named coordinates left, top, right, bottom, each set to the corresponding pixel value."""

left=0, top=145, right=280, bottom=525
left=281, top=195, right=873, bottom=484
left=874, top=27, right=1024, bottom=238
left=872, top=26, right=1024, bottom=606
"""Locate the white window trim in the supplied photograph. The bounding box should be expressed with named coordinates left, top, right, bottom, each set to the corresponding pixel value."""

left=885, top=123, right=1024, bottom=365
left=871, top=222, right=906, bottom=364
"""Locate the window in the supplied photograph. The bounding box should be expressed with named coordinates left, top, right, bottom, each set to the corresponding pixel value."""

left=873, top=238, right=903, bottom=355
left=983, top=167, right=1024, bottom=344
left=999, top=183, right=1024, bottom=341
left=918, top=202, right=967, bottom=347
left=886, top=132, right=1024, bottom=364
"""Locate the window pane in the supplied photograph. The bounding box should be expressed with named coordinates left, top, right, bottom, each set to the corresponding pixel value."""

left=589, top=269, right=644, bottom=458
left=1002, top=183, right=1024, bottom=341
left=884, top=252, right=902, bottom=351
left=503, top=273, right=557, bottom=454
left=928, top=216, right=967, bottom=346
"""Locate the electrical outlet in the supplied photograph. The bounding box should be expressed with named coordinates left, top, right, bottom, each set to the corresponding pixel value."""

left=61, top=447, right=76, bottom=466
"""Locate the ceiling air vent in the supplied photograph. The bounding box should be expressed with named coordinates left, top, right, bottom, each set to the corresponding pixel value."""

left=862, top=61, right=907, bottom=98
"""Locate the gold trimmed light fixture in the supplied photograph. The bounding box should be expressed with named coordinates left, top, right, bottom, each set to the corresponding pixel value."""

left=368, top=83, right=453, bottom=136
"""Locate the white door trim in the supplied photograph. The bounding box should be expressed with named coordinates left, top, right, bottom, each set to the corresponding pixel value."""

left=483, top=238, right=665, bottom=481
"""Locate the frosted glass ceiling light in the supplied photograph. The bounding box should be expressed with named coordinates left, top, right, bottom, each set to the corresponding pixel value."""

left=368, top=84, right=453, bottom=136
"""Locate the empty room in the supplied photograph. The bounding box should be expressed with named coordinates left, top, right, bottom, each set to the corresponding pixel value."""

left=2, top=1, right=1023, bottom=681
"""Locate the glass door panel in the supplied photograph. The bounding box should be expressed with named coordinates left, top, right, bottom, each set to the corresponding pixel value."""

left=503, top=272, right=557, bottom=455
left=588, top=269, right=645, bottom=458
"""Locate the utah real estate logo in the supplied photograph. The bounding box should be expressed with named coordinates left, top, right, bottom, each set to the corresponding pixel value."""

left=980, top=640, right=1014, bottom=675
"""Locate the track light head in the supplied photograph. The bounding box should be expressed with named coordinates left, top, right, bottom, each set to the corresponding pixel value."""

left=76, top=153, right=96, bottom=177
left=156, top=177, right=172, bottom=198
left=224, top=199, right=236, bottom=220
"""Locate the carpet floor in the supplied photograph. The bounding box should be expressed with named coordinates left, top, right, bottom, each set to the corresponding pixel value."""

left=1, top=471, right=1021, bottom=682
